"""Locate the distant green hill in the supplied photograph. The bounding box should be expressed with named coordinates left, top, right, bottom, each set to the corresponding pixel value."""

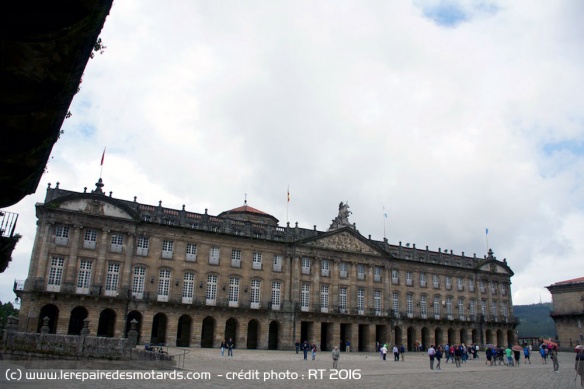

left=513, top=303, right=556, bottom=339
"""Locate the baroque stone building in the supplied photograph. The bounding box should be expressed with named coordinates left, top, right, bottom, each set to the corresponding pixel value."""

left=15, top=179, right=517, bottom=351
left=547, top=277, right=584, bottom=348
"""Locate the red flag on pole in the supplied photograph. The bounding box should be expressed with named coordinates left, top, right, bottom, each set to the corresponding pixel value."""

left=100, top=148, right=106, bottom=166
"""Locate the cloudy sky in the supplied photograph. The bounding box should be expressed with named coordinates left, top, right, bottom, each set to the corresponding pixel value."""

left=3, top=1, right=584, bottom=307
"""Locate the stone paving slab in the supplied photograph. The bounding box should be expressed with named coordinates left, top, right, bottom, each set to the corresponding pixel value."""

left=1, top=348, right=582, bottom=389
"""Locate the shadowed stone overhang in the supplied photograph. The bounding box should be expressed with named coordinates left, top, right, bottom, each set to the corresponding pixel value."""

left=0, top=0, right=114, bottom=207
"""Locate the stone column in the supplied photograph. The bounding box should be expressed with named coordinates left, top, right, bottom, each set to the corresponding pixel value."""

left=92, top=228, right=110, bottom=294
left=31, top=221, right=51, bottom=283
left=63, top=225, right=83, bottom=288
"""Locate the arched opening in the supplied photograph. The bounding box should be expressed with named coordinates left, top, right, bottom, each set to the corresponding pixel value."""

left=394, top=326, right=402, bottom=346
left=486, top=329, right=494, bottom=345
left=125, top=311, right=142, bottom=343
left=447, top=328, right=456, bottom=345
left=37, top=304, right=59, bottom=334
left=225, top=318, right=238, bottom=347
left=177, top=315, right=192, bottom=347
left=506, top=329, right=515, bottom=346
left=97, top=308, right=116, bottom=337
left=268, top=321, right=279, bottom=350
left=201, top=316, right=215, bottom=348
left=407, top=327, right=415, bottom=351
left=460, top=328, right=468, bottom=345
left=150, top=312, right=167, bottom=344
left=421, top=327, right=430, bottom=351
left=247, top=319, right=259, bottom=349
left=435, top=327, right=443, bottom=346
left=496, top=329, right=504, bottom=347
left=472, top=329, right=479, bottom=345
left=67, top=306, right=88, bottom=335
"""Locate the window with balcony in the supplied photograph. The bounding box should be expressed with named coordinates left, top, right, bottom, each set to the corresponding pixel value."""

left=229, top=277, right=239, bottom=307
left=271, top=281, right=281, bottom=310
left=321, top=259, right=329, bottom=277
left=491, top=300, right=498, bottom=321
left=209, top=247, right=220, bottom=265
left=420, top=295, right=427, bottom=318
left=206, top=274, right=218, bottom=305
left=302, top=257, right=311, bottom=275
left=358, top=288, right=365, bottom=314
left=301, top=283, right=310, bottom=311
left=406, top=294, right=414, bottom=318
left=136, top=236, right=149, bottom=256
left=76, top=260, right=92, bottom=294
left=501, top=304, right=508, bottom=321
left=273, top=255, right=282, bottom=272
left=339, top=262, right=348, bottom=279
left=445, top=276, right=452, bottom=290
left=110, top=234, right=123, bottom=253
left=157, top=269, right=171, bottom=302
left=182, top=272, right=194, bottom=304
left=161, top=240, right=174, bottom=259
left=186, top=243, right=197, bottom=262
left=406, top=271, right=413, bottom=286
left=433, top=296, right=441, bottom=319
left=231, top=249, right=241, bottom=268
left=374, top=290, right=382, bottom=315
left=479, top=280, right=486, bottom=293
left=83, top=229, right=97, bottom=249
left=250, top=280, right=261, bottom=309
left=392, top=292, right=399, bottom=317
left=339, top=287, right=348, bottom=313
left=47, top=257, right=64, bottom=292
left=55, top=225, right=70, bottom=246
left=501, top=283, right=507, bottom=296
left=391, top=269, right=399, bottom=285
left=469, top=300, right=476, bottom=319
left=252, top=252, right=262, bottom=270
left=432, top=274, right=439, bottom=288
left=458, top=298, right=465, bottom=320
left=357, top=264, right=365, bottom=280
left=320, top=285, right=329, bottom=312
left=374, top=266, right=382, bottom=282
left=446, top=297, right=453, bottom=319
left=457, top=277, right=464, bottom=291
left=104, top=262, right=120, bottom=296
left=420, top=272, right=427, bottom=287
left=481, top=300, right=487, bottom=316
left=132, top=266, right=146, bottom=299
left=469, top=278, right=475, bottom=292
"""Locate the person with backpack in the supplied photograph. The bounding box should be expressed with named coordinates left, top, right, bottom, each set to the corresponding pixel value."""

left=435, top=345, right=443, bottom=370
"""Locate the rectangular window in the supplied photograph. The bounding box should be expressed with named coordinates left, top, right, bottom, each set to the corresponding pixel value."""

left=55, top=225, right=69, bottom=246
left=320, top=285, right=329, bottom=312
left=357, top=288, right=365, bottom=313
left=469, top=278, right=475, bottom=292
left=406, top=271, right=413, bottom=286
left=302, top=257, right=311, bottom=275
left=445, top=276, right=452, bottom=290
left=470, top=300, right=476, bottom=317
left=420, top=295, right=427, bottom=318
left=273, top=255, right=282, bottom=272
left=76, top=260, right=92, bottom=294
left=433, top=296, right=440, bottom=318
left=391, top=269, right=399, bottom=284
left=432, top=274, right=439, bottom=288
left=458, top=298, right=465, bottom=320
left=357, top=264, right=365, bottom=280
left=229, top=277, right=239, bottom=307
left=501, top=283, right=507, bottom=295
left=491, top=281, right=498, bottom=295
left=392, top=292, right=399, bottom=317
left=157, top=269, right=171, bottom=302
left=132, top=266, right=146, bottom=299
left=480, top=280, right=485, bottom=293
left=136, top=236, right=149, bottom=256
left=481, top=300, right=487, bottom=315
left=182, top=272, right=194, bottom=304
left=374, top=267, right=382, bottom=282
left=339, top=262, right=348, bottom=279
left=321, top=259, right=329, bottom=277
left=406, top=294, right=413, bottom=317
left=374, top=290, right=381, bottom=315
left=104, top=262, right=120, bottom=296
left=250, top=279, right=261, bottom=308
left=83, top=229, right=97, bottom=249
left=206, top=274, right=218, bottom=305
left=161, top=240, right=174, bottom=259
left=446, top=297, right=453, bottom=318
left=186, top=243, right=197, bottom=262
left=231, top=249, right=241, bottom=268
left=271, top=281, right=281, bottom=310
left=301, top=283, right=310, bottom=311
left=110, top=233, right=123, bottom=253
left=457, top=277, right=464, bottom=291
left=47, top=257, right=65, bottom=292
left=339, top=287, right=348, bottom=313
left=209, top=247, right=220, bottom=265
left=420, top=272, right=426, bottom=287
left=252, top=252, right=262, bottom=270
left=501, top=304, right=508, bottom=319
left=491, top=299, right=498, bottom=319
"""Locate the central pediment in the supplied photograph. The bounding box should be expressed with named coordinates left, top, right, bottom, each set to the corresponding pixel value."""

left=301, top=230, right=383, bottom=256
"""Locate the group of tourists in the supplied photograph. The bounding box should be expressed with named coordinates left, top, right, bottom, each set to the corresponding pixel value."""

left=426, top=343, right=479, bottom=369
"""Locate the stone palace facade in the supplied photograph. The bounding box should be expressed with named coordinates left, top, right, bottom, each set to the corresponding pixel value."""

left=15, top=179, right=518, bottom=351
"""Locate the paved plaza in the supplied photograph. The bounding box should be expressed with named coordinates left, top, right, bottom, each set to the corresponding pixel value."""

left=1, top=347, right=582, bottom=389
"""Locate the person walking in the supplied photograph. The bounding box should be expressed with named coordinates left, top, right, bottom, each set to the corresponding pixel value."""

left=220, top=338, right=226, bottom=357
left=302, top=340, right=309, bottom=360
left=332, top=346, right=340, bottom=369
left=550, top=344, right=559, bottom=373
left=311, top=343, right=317, bottom=360
left=435, top=345, right=443, bottom=370
left=226, top=338, right=234, bottom=357
left=381, top=344, right=388, bottom=361
left=524, top=345, right=531, bottom=364
left=295, top=340, right=300, bottom=354
left=393, top=345, right=399, bottom=361
left=346, top=339, right=351, bottom=352
left=399, top=344, right=405, bottom=361
left=428, top=345, right=436, bottom=370
left=575, top=348, right=584, bottom=387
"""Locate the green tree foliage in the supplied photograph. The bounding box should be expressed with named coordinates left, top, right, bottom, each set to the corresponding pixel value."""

left=0, top=301, right=19, bottom=327
left=514, top=303, right=556, bottom=339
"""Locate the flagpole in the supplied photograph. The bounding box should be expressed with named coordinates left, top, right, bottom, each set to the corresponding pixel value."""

left=286, top=185, right=290, bottom=225
left=99, top=147, right=106, bottom=178
left=383, top=206, right=386, bottom=240
left=485, top=228, right=489, bottom=252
